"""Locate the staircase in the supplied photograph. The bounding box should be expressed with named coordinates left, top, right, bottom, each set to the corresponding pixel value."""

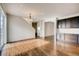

left=23, top=18, right=36, bottom=38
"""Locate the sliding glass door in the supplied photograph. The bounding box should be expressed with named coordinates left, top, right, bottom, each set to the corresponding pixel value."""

left=0, top=9, right=1, bottom=47
left=0, top=6, right=7, bottom=50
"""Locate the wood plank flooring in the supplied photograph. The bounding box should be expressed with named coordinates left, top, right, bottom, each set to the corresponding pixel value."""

left=2, top=38, right=56, bottom=56
left=57, top=41, right=79, bottom=56
left=1, top=36, right=79, bottom=56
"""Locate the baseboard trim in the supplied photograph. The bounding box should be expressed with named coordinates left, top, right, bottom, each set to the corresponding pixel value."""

left=45, top=35, right=54, bottom=38
left=7, top=38, right=35, bottom=43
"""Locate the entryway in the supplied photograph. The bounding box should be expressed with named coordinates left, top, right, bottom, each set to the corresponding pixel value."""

left=44, top=22, right=54, bottom=42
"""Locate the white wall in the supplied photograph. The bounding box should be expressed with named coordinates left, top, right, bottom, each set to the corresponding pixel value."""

left=7, top=14, right=35, bottom=42
left=45, top=22, right=54, bottom=36
left=37, top=21, right=42, bottom=37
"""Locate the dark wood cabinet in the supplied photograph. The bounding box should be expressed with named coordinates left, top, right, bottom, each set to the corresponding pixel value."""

left=57, top=16, right=79, bottom=28
left=57, top=16, right=79, bottom=52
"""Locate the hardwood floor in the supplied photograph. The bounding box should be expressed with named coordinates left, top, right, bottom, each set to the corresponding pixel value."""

left=57, top=41, right=79, bottom=56
left=2, top=38, right=55, bottom=56
left=1, top=36, right=79, bottom=56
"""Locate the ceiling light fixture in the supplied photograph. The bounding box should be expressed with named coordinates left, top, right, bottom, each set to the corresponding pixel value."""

left=24, top=13, right=33, bottom=24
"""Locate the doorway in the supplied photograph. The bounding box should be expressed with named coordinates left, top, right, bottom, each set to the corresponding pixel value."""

left=32, top=22, right=38, bottom=38
left=44, top=22, right=54, bottom=42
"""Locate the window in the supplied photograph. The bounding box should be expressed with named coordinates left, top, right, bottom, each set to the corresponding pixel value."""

left=0, top=7, right=7, bottom=49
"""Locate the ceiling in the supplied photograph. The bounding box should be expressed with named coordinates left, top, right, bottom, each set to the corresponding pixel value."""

left=1, top=3, right=79, bottom=21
